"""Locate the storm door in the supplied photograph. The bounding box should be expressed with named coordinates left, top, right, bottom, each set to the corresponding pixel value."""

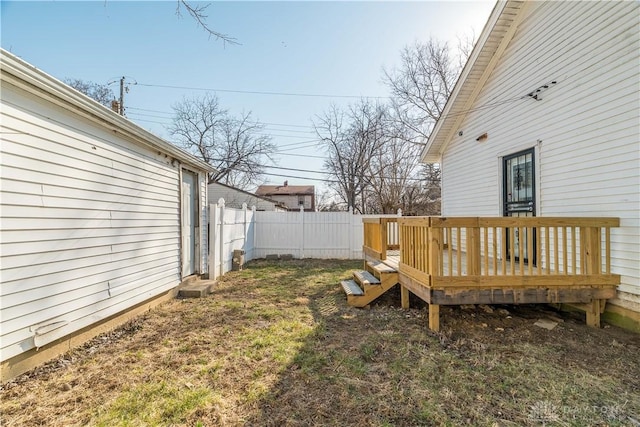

left=503, top=148, right=536, bottom=264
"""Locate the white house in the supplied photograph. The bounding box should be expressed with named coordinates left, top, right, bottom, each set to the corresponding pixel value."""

left=208, top=181, right=286, bottom=211
left=0, top=49, right=215, bottom=380
left=423, top=1, right=639, bottom=328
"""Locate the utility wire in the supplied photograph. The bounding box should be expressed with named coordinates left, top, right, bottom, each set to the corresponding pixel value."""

left=210, top=157, right=437, bottom=183
left=274, top=142, right=321, bottom=152
left=128, top=111, right=317, bottom=134
left=135, top=82, right=389, bottom=99
left=127, top=107, right=317, bottom=129
left=128, top=91, right=529, bottom=131
left=275, top=152, right=326, bottom=159
left=128, top=116, right=321, bottom=149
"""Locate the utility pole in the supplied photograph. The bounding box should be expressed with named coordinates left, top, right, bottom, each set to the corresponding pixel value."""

left=119, top=76, right=125, bottom=116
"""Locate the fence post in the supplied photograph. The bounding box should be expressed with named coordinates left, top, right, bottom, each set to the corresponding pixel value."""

left=209, top=203, right=216, bottom=280
left=218, top=198, right=225, bottom=276
left=242, top=203, right=248, bottom=253
left=299, top=205, right=304, bottom=258
left=251, top=205, right=257, bottom=260
left=347, top=209, right=353, bottom=259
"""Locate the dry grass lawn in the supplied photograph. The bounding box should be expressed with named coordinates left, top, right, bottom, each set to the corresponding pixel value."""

left=1, top=259, right=639, bottom=426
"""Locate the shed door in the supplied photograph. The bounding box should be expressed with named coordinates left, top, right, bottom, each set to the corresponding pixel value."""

left=503, top=148, right=535, bottom=263
left=182, top=171, right=197, bottom=277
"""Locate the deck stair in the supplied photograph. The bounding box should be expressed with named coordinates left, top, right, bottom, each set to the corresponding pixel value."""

left=340, top=280, right=364, bottom=296
left=341, top=262, right=399, bottom=308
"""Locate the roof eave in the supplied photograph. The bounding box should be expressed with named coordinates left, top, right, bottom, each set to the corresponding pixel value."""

left=422, top=0, right=511, bottom=163
left=0, top=49, right=216, bottom=173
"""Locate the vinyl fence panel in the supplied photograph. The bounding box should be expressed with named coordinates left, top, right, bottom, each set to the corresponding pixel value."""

left=208, top=199, right=401, bottom=280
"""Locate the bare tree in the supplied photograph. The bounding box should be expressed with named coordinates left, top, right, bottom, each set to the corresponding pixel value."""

left=400, top=163, right=441, bottom=216
left=383, top=37, right=471, bottom=144
left=315, top=189, right=347, bottom=212
left=366, top=135, right=422, bottom=214
left=314, top=101, right=389, bottom=214
left=177, top=1, right=238, bottom=46
left=65, top=79, right=115, bottom=107
left=169, top=93, right=275, bottom=189
left=381, top=37, right=473, bottom=215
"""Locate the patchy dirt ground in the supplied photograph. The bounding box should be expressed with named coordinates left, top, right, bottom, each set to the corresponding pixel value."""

left=1, top=259, right=639, bottom=426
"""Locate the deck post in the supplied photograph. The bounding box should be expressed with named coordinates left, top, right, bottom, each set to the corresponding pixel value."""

left=586, top=299, right=601, bottom=328
left=428, top=219, right=441, bottom=276
left=380, top=219, right=388, bottom=261
left=428, top=304, right=440, bottom=332
left=582, top=226, right=603, bottom=327
left=400, top=285, right=410, bottom=309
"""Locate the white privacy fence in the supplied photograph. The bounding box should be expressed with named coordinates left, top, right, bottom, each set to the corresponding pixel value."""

left=208, top=200, right=255, bottom=280
left=208, top=198, right=400, bottom=280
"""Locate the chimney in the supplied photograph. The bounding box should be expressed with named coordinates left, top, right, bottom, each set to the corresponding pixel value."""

left=284, top=180, right=288, bottom=187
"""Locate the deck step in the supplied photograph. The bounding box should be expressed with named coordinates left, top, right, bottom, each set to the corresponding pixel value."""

left=367, top=260, right=397, bottom=274
left=340, top=280, right=364, bottom=296
left=353, top=270, right=380, bottom=286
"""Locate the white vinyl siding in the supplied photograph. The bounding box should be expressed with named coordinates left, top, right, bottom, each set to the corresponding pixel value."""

left=0, top=82, right=183, bottom=361
left=270, top=194, right=313, bottom=211
left=440, top=2, right=639, bottom=305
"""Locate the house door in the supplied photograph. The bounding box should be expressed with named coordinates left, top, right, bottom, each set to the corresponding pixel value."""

left=181, top=170, right=197, bottom=277
left=503, top=148, right=536, bottom=263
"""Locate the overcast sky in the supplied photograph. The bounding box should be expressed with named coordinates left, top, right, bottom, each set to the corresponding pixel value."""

left=1, top=1, right=494, bottom=192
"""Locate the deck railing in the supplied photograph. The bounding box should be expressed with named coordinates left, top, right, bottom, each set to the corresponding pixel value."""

left=397, top=217, right=620, bottom=288
left=363, top=217, right=399, bottom=261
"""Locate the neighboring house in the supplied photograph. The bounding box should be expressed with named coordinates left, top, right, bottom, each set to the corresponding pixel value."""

left=256, top=181, right=316, bottom=211
left=0, top=49, right=215, bottom=381
left=208, top=181, right=286, bottom=211
left=422, top=1, right=639, bottom=327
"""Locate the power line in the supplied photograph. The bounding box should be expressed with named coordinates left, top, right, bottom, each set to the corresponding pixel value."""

left=135, top=82, right=389, bottom=99
left=127, top=106, right=174, bottom=115
left=257, top=134, right=320, bottom=139
left=128, top=116, right=322, bottom=148
left=127, top=111, right=173, bottom=120
left=272, top=139, right=321, bottom=148
left=259, top=128, right=316, bottom=134
left=131, top=117, right=169, bottom=125
left=275, top=142, right=321, bottom=152
left=210, top=157, right=437, bottom=183
left=127, top=107, right=317, bottom=129
left=128, top=90, right=530, bottom=128
left=276, top=152, right=326, bottom=159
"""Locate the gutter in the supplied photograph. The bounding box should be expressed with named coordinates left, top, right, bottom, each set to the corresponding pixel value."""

left=0, top=49, right=215, bottom=173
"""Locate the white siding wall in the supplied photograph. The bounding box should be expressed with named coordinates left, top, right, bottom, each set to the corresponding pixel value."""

left=269, top=194, right=313, bottom=211
left=0, top=83, right=186, bottom=361
left=440, top=2, right=640, bottom=308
